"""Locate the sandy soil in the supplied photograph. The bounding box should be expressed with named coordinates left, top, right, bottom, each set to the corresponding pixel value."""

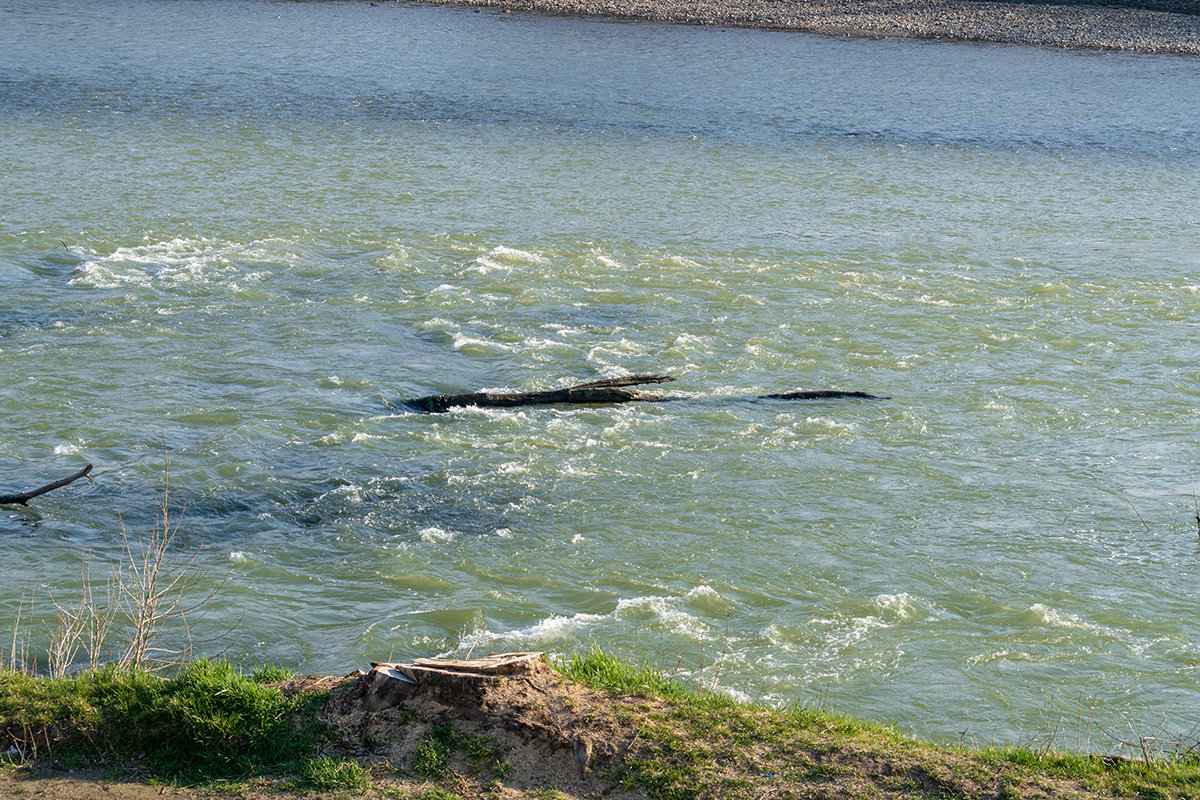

left=405, top=0, right=1200, bottom=54
left=0, top=771, right=227, bottom=799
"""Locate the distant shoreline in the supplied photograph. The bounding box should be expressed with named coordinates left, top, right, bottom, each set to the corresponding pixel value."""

left=402, top=0, right=1200, bottom=55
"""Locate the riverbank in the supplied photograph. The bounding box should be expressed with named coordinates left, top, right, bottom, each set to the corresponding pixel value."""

left=405, top=0, right=1200, bottom=54
left=4, top=652, right=1199, bottom=800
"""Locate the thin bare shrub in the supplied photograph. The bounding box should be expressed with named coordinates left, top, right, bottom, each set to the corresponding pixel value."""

left=47, top=550, right=114, bottom=678
left=3, top=587, right=34, bottom=674
left=113, top=450, right=223, bottom=670
left=5, top=449, right=225, bottom=676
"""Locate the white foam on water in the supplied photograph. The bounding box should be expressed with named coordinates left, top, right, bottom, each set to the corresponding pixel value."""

left=1026, top=603, right=1099, bottom=632
left=229, top=551, right=249, bottom=563
left=540, top=323, right=586, bottom=336
left=585, top=339, right=652, bottom=365
left=612, top=596, right=711, bottom=639
left=467, top=245, right=549, bottom=274
left=420, top=317, right=456, bottom=329
left=418, top=526, right=456, bottom=543
left=324, top=484, right=365, bottom=502
left=452, top=332, right=513, bottom=354
left=685, top=584, right=733, bottom=616
left=872, top=592, right=921, bottom=620
left=455, top=593, right=712, bottom=653
left=721, top=687, right=754, bottom=704
left=52, top=441, right=81, bottom=455
left=967, top=649, right=1011, bottom=666
left=462, top=610, right=609, bottom=650
left=916, top=295, right=955, bottom=307
left=69, top=237, right=272, bottom=291
left=516, top=335, right=576, bottom=353
left=660, top=255, right=703, bottom=270
left=762, top=623, right=792, bottom=647
left=803, top=416, right=858, bottom=433
left=808, top=613, right=891, bottom=657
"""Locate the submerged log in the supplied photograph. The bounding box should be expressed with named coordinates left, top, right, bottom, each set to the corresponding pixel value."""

left=408, top=375, right=888, bottom=412
left=407, top=374, right=676, bottom=413
left=0, top=464, right=93, bottom=506
left=762, top=389, right=888, bottom=400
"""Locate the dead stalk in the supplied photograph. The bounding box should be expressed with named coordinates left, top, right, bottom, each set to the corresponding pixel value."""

left=5, top=586, right=32, bottom=673
left=1192, top=479, right=1199, bottom=541
left=5, top=447, right=224, bottom=676
left=1113, top=479, right=1150, bottom=533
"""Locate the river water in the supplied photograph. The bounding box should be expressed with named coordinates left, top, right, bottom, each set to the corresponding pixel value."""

left=3, top=0, right=1200, bottom=748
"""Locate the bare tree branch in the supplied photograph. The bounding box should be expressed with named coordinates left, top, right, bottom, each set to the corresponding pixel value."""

left=0, top=464, right=93, bottom=506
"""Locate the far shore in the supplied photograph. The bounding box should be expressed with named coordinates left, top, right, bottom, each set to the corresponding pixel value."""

left=399, top=0, right=1200, bottom=55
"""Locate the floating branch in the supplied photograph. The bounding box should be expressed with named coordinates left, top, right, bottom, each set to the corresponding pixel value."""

left=407, top=375, right=887, bottom=413
left=407, top=374, right=677, bottom=413
left=0, top=463, right=93, bottom=506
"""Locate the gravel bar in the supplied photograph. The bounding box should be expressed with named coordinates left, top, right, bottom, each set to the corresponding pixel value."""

left=406, top=0, right=1200, bottom=54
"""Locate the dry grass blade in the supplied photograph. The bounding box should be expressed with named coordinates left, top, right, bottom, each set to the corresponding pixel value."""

left=1112, top=479, right=1150, bottom=533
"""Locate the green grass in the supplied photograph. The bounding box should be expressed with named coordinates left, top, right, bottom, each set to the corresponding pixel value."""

left=556, top=647, right=694, bottom=701
left=6, top=649, right=1200, bottom=799
left=411, top=739, right=450, bottom=780
left=409, top=722, right=509, bottom=782
left=249, top=663, right=296, bottom=684
left=977, top=745, right=1200, bottom=799
left=553, top=648, right=1200, bottom=800
left=0, top=659, right=327, bottom=781
left=300, top=755, right=371, bottom=791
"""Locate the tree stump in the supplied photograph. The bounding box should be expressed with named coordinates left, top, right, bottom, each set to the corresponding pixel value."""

left=361, top=652, right=549, bottom=712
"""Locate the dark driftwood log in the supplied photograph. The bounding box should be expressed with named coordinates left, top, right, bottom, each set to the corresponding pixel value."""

left=408, top=375, right=888, bottom=412
left=0, top=464, right=93, bottom=506
left=762, top=389, right=889, bottom=400
left=407, top=374, right=677, bottom=413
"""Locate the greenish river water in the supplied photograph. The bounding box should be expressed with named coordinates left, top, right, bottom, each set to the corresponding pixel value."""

left=3, top=0, right=1200, bottom=748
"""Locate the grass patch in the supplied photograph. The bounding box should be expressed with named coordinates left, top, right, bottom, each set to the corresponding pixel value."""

left=300, top=755, right=371, bottom=792
left=557, top=647, right=693, bottom=701
left=554, top=648, right=1200, bottom=800
left=411, top=738, right=450, bottom=780
left=249, top=663, right=296, bottom=684
left=0, top=658, right=326, bottom=781
left=409, top=722, right=509, bottom=782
